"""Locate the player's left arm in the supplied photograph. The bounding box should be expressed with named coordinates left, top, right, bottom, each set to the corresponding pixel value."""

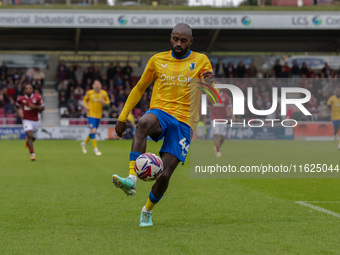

left=200, top=55, right=215, bottom=86
left=14, top=98, right=23, bottom=119
left=102, top=91, right=110, bottom=105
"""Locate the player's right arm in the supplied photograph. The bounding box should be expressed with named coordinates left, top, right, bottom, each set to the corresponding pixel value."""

left=15, top=97, right=23, bottom=119
left=115, top=56, right=156, bottom=137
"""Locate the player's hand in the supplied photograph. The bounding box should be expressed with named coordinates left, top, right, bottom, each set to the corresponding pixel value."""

left=115, top=120, right=127, bottom=138
left=28, top=103, right=37, bottom=109
left=200, top=71, right=215, bottom=85
left=101, top=99, right=106, bottom=105
left=85, top=107, right=90, bottom=111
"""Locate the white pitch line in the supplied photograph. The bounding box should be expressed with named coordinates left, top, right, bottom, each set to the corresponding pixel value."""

left=295, top=201, right=340, bottom=218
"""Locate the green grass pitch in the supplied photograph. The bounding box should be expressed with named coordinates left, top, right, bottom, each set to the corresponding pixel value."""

left=0, top=139, right=340, bottom=254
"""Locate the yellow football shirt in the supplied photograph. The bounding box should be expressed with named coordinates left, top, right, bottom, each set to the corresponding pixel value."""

left=140, top=50, right=212, bottom=126
left=327, top=95, right=340, bottom=120
left=83, top=89, right=110, bottom=119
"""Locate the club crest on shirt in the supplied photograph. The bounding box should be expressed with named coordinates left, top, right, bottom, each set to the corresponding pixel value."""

left=187, top=62, right=195, bottom=71
left=32, top=99, right=37, bottom=104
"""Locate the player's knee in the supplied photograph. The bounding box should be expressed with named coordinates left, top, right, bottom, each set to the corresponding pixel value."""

left=91, top=128, right=97, bottom=134
left=136, top=118, right=149, bottom=134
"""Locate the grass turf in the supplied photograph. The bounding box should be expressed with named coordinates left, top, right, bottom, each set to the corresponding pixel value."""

left=0, top=139, right=340, bottom=254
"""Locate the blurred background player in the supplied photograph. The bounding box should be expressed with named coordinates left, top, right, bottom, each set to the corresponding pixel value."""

left=15, top=84, right=45, bottom=161
left=81, top=80, right=110, bottom=156
left=327, top=88, right=340, bottom=149
left=210, top=89, right=234, bottom=157
left=112, top=23, right=215, bottom=227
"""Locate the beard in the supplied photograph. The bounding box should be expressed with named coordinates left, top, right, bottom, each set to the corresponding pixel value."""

left=171, top=45, right=190, bottom=58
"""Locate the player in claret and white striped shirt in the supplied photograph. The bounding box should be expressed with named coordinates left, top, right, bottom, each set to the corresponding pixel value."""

left=15, top=84, right=45, bottom=161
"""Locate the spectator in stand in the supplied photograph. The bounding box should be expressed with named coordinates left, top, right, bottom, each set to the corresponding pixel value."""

left=107, top=80, right=115, bottom=95
left=59, top=95, right=68, bottom=108
left=300, top=62, right=308, bottom=76
left=281, top=62, right=290, bottom=78
left=93, top=66, right=101, bottom=81
left=84, top=78, right=92, bottom=92
left=226, top=62, right=235, bottom=78
left=321, top=62, right=331, bottom=78
left=32, top=67, right=45, bottom=87
left=87, top=62, right=96, bottom=80
left=7, top=82, right=16, bottom=98
left=67, top=94, right=78, bottom=111
left=285, top=107, right=295, bottom=119
left=215, top=59, right=226, bottom=78
left=101, top=74, right=108, bottom=87
left=317, top=101, right=329, bottom=121
left=0, top=89, right=6, bottom=108
left=124, top=81, right=132, bottom=96
left=68, top=66, right=76, bottom=83
left=25, top=67, right=35, bottom=82
left=291, top=61, right=300, bottom=86
left=116, top=89, right=126, bottom=105
left=68, top=107, right=79, bottom=118
left=114, top=62, right=121, bottom=77
left=16, top=82, right=24, bottom=96
left=306, top=67, right=315, bottom=78
left=273, top=60, right=282, bottom=78
left=4, top=97, right=15, bottom=115
left=122, top=62, right=133, bottom=78
left=55, top=66, right=68, bottom=91
left=1, top=80, right=7, bottom=91
left=256, top=70, right=263, bottom=78
left=263, top=71, right=272, bottom=78
left=236, top=61, right=246, bottom=78
left=57, top=60, right=67, bottom=72
left=74, top=81, right=84, bottom=100
left=109, top=93, right=117, bottom=107
left=0, top=61, right=8, bottom=77
left=306, top=94, right=319, bottom=114
left=115, top=75, right=123, bottom=88
left=75, top=66, right=83, bottom=83
left=107, top=62, right=116, bottom=81
left=246, top=62, right=257, bottom=78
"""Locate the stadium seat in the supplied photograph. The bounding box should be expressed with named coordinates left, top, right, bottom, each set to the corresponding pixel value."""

left=0, top=108, right=4, bottom=114
left=78, top=120, right=86, bottom=125
left=7, top=120, right=15, bottom=125
left=101, top=120, right=109, bottom=125
left=69, top=120, right=77, bottom=125
left=6, top=114, right=15, bottom=118
left=0, top=119, right=4, bottom=125
left=0, top=113, right=5, bottom=117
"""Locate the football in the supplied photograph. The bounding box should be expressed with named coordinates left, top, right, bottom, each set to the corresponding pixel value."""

left=134, top=153, right=164, bottom=181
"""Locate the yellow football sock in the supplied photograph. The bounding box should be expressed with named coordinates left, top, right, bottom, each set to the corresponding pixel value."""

left=145, top=198, right=157, bottom=211
left=84, top=136, right=91, bottom=144
left=91, top=138, right=97, bottom=149
left=129, top=161, right=137, bottom=176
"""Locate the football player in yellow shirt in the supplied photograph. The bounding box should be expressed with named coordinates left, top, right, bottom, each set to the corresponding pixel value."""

left=81, top=80, right=110, bottom=156
left=111, top=23, right=215, bottom=226
left=327, top=88, right=340, bottom=149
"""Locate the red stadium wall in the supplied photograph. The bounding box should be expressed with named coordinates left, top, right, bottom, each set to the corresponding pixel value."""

left=294, top=123, right=334, bottom=137
left=271, top=0, right=314, bottom=6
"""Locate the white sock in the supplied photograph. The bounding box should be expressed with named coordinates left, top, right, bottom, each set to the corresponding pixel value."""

left=94, top=148, right=99, bottom=152
left=81, top=142, right=85, bottom=146
left=129, top=174, right=137, bottom=184
left=31, top=153, right=35, bottom=156
left=142, top=206, right=152, bottom=214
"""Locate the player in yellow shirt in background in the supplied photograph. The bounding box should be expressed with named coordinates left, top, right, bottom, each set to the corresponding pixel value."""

left=111, top=23, right=215, bottom=226
left=327, top=88, right=340, bottom=149
left=81, top=80, right=110, bottom=156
